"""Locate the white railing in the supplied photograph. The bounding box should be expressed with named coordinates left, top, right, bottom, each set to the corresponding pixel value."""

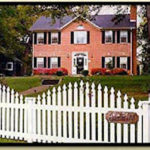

left=0, top=81, right=150, bottom=143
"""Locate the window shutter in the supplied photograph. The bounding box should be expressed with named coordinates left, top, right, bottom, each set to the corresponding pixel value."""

left=44, top=32, right=47, bottom=44
left=128, top=30, right=131, bottom=43
left=102, top=57, right=105, bottom=68
left=58, top=57, right=61, bottom=67
left=127, top=57, right=130, bottom=70
left=102, top=31, right=105, bottom=44
left=87, top=31, right=90, bottom=44
left=117, top=57, right=120, bottom=68
left=34, top=57, right=37, bottom=68
left=113, top=31, right=115, bottom=43
left=117, top=31, right=120, bottom=43
left=71, top=32, right=74, bottom=44
left=34, top=32, right=37, bottom=44
left=44, top=57, right=46, bottom=68
left=113, top=57, right=115, bottom=68
left=58, top=32, right=61, bottom=44
left=31, top=34, right=33, bottom=44
left=48, top=32, right=51, bottom=44
left=48, top=57, right=51, bottom=68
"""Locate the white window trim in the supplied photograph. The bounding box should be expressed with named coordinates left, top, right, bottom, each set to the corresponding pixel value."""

left=51, top=32, right=59, bottom=44
left=120, top=30, right=128, bottom=43
left=37, top=33, right=44, bottom=44
left=105, top=30, right=113, bottom=43
left=74, top=31, right=87, bottom=44
left=120, top=57, right=128, bottom=69
left=5, top=62, right=13, bottom=71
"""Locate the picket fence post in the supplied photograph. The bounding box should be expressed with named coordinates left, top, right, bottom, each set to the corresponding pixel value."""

left=25, top=97, right=36, bottom=143
left=142, top=101, right=150, bottom=143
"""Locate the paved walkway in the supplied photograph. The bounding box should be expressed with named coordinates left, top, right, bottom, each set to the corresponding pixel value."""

left=20, top=85, right=50, bottom=96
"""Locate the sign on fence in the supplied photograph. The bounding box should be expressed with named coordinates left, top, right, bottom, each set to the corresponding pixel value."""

left=105, top=111, right=139, bottom=124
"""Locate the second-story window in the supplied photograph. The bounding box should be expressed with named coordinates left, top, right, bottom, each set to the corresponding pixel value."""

left=105, top=31, right=113, bottom=43
left=37, top=33, right=44, bottom=44
left=74, top=31, right=87, bottom=44
left=120, top=31, right=128, bottom=43
left=51, top=32, right=58, bottom=44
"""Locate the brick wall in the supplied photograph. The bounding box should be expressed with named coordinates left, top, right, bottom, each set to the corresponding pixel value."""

left=33, top=20, right=133, bottom=75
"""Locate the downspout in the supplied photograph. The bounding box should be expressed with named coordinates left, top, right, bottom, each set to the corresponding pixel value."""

left=32, top=33, right=34, bottom=76
left=131, top=29, right=133, bottom=75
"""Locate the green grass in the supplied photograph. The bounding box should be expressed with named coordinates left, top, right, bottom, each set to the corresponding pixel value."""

left=0, top=76, right=41, bottom=92
left=1, top=75, right=150, bottom=101
left=0, top=138, right=26, bottom=143
left=27, top=75, right=150, bottom=101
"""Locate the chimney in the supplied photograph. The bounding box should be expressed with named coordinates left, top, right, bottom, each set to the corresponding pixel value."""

left=130, top=5, right=137, bottom=22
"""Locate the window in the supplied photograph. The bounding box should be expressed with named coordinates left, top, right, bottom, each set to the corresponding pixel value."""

left=37, top=33, right=44, bottom=44
left=120, top=31, right=128, bottom=43
left=120, top=57, right=127, bottom=69
left=105, top=31, right=113, bottom=43
left=5, top=62, right=13, bottom=71
left=37, top=58, right=44, bottom=68
left=51, top=32, right=58, bottom=44
left=105, top=57, right=113, bottom=69
left=51, top=57, right=58, bottom=68
left=74, top=31, right=87, bottom=44
left=77, top=25, right=84, bottom=30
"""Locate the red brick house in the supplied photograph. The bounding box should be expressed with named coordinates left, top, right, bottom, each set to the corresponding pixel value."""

left=30, top=5, right=137, bottom=75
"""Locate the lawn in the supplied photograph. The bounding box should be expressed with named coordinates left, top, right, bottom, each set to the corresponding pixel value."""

left=1, top=75, right=150, bottom=101
left=0, top=76, right=41, bottom=92
left=0, top=138, right=25, bottom=143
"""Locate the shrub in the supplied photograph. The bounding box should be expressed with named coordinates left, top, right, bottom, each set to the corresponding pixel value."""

left=111, top=68, right=128, bottom=75
left=33, top=68, right=49, bottom=75
left=105, top=69, right=112, bottom=75
left=91, top=68, right=107, bottom=75
left=91, top=68, right=128, bottom=76
left=33, top=68, right=68, bottom=76
left=81, top=70, right=89, bottom=76
left=56, top=70, right=64, bottom=76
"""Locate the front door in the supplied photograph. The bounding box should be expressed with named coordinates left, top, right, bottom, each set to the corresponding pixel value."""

left=72, top=52, right=88, bottom=75
left=77, top=57, right=84, bottom=74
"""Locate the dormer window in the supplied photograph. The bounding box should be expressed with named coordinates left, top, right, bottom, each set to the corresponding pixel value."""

left=51, top=32, right=59, bottom=44
left=105, top=31, right=113, bottom=43
left=37, top=33, right=44, bottom=44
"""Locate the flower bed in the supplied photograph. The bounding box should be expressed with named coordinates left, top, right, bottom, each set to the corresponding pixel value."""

left=91, top=68, right=128, bottom=75
left=111, top=68, right=128, bottom=75
left=33, top=68, right=68, bottom=76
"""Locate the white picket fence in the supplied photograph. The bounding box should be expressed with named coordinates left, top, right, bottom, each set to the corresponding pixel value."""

left=0, top=81, right=150, bottom=143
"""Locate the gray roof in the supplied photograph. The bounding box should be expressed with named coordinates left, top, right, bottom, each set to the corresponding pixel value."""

left=29, top=14, right=136, bottom=31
